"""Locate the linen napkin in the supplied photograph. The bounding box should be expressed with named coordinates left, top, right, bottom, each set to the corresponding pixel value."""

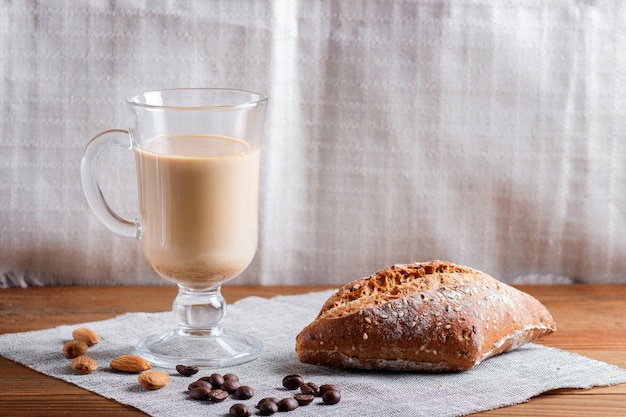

left=1, top=290, right=626, bottom=417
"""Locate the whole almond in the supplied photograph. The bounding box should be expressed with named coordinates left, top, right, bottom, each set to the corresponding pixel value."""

left=71, top=355, right=98, bottom=374
left=138, top=370, right=170, bottom=390
left=63, top=340, right=88, bottom=358
left=110, top=354, right=151, bottom=373
left=72, top=327, right=99, bottom=346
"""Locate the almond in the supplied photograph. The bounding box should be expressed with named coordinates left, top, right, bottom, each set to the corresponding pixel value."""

left=63, top=340, right=88, bottom=358
left=72, top=327, right=99, bottom=346
left=71, top=355, right=98, bottom=374
left=110, top=354, right=151, bottom=373
left=138, top=370, right=170, bottom=390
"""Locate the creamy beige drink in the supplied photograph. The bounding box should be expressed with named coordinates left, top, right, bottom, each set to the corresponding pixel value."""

left=135, top=134, right=260, bottom=289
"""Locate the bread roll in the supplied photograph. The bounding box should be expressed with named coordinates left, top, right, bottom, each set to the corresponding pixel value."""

left=296, top=260, right=556, bottom=371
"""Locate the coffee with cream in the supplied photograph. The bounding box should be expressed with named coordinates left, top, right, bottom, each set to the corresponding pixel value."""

left=135, top=134, right=260, bottom=289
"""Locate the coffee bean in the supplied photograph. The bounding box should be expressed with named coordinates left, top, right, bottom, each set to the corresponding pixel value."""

left=257, top=397, right=280, bottom=408
left=189, top=386, right=211, bottom=400
left=175, top=364, right=199, bottom=377
left=257, top=399, right=279, bottom=415
left=224, top=373, right=239, bottom=382
left=282, top=374, right=304, bottom=390
left=319, top=384, right=341, bottom=395
left=229, top=403, right=252, bottom=417
left=208, top=388, right=229, bottom=402
left=188, top=380, right=212, bottom=391
left=294, top=393, right=314, bottom=406
left=300, top=382, right=319, bottom=396
left=209, top=373, right=225, bottom=388
left=322, top=389, right=341, bottom=405
left=234, top=385, right=254, bottom=400
left=187, top=374, right=342, bottom=413
left=277, top=397, right=299, bottom=412
left=222, top=379, right=241, bottom=394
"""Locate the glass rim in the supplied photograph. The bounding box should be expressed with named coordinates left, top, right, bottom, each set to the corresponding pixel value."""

left=126, top=88, right=268, bottom=111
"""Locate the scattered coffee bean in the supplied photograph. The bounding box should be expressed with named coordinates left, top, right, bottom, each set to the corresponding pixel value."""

left=258, top=399, right=279, bottom=415
left=229, top=403, right=252, bottom=417
left=294, top=393, right=314, bottom=406
left=222, top=378, right=242, bottom=394
left=188, top=380, right=212, bottom=391
left=319, top=384, right=341, bottom=395
left=175, top=364, right=199, bottom=377
left=282, top=374, right=304, bottom=390
left=277, top=397, right=299, bottom=412
left=322, top=389, right=341, bottom=405
left=300, top=382, right=319, bottom=396
left=189, top=386, right=212, bottom=400
left=209, top=373, right=225, bottom=388
left=257, top=397, right=280, bottom=408
left=224, top=373, right=239, bottom=382
left=234, top=385, right=255, bottom=400
left=185, top=374, right=341, bottom=411
left=208, top=388, right=229, bottom=402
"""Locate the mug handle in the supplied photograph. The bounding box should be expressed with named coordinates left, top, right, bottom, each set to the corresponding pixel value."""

left=80, top=129, right=139, bottom=238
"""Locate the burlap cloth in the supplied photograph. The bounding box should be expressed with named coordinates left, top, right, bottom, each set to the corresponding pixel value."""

left=1, top=290, right=625, bottom=416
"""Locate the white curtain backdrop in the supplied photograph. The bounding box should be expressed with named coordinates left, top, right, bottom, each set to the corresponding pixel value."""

left=2, top=0, right=626, bottom=287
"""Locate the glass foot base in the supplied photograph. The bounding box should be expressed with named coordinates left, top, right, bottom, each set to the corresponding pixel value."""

left=135, top=328, right=263, bottom=368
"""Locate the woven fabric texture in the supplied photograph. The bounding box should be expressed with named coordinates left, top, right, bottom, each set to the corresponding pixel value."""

left=2, top=1, right=626, bottom=286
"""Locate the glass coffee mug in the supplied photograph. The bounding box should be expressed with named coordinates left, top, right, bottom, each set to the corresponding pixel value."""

left=81, top=88, right=267, bottom=367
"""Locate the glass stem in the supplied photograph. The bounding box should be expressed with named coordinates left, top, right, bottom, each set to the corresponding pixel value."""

left=173, top=285, right=226, bottom=336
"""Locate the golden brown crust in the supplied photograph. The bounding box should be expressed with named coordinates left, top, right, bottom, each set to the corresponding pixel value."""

left=295, top=260, right=556, bottom=371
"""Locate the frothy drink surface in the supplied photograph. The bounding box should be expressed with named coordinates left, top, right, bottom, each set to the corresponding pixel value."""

left=135, top=134, right=260, bottom=288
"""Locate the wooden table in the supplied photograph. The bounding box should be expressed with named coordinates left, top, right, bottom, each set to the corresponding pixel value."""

left=1, top=284, right=625, bottom=416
